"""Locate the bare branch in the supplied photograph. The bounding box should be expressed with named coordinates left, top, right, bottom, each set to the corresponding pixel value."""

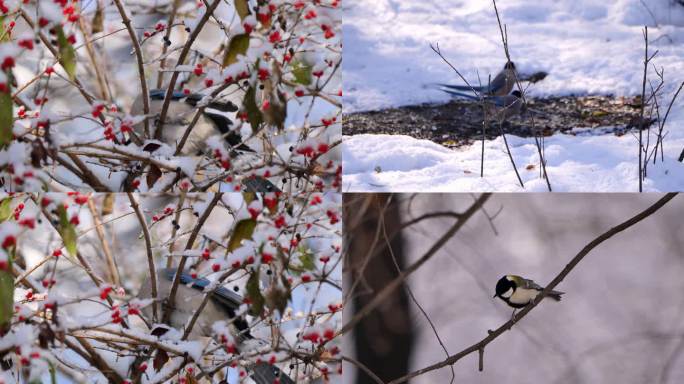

left=386, top=193, right=678, bottom=383
left=127, top=192, right=158, bottom=323
left=340, top=193, right=492, bottom=335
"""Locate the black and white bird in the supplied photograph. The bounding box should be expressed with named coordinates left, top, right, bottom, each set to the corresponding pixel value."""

left=130, top=89, right=280, bottom=193
left=139, top=268, right=295, bottom=384
left=131, top=89, right=249, bottom=156
left=493, top=275, right=563, bottom=313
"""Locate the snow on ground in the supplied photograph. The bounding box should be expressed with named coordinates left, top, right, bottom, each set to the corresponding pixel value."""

left=343, top=129, right=684, bottom=192
left=343, top=0, right=684, bottom=192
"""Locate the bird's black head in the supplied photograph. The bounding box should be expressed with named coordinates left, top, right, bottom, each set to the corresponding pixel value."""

left=511, top=90, right=522, bottom=98
left=504, top=61, right=516, bottom=70
left=494, top=276, right=516, bottom=298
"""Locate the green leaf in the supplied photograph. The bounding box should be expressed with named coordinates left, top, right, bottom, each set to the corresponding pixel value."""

left=49, top=362, right=57, bottom=384
left=234, top=0, right=250, bottom=20
left=288, top=246, right=316, bottom=275
left=291, top=60, right=312, bottom=86
left=0, top=198, right=12, bottom=222
left=1, top=17, right=11, bottom=42
left=0, top=74, right=13, bottom=149
left=228, top=218, right=256, bottom=252
left=243, top=86, right=263, bottom=133
left=56, top=26, right=77, bottom=81
left=242, top=191, right=256, bottom=204
left=262, top=91, right=287, bottom=130
left=298, top=248, right=316, bottom=271
left=0, top=249, right=14, bottom=334
left=91, top=3, right=104, bottom=34
left=246, top=270, right=265, bottom=317
left=101, top=193, right=114, bottom=216
left=222, top=33, right=250, bottom=67
left=57, top=205, right=78, bottom=257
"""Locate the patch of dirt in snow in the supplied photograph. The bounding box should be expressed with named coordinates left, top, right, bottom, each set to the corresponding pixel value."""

left=343, top=95, right=656, bottom=148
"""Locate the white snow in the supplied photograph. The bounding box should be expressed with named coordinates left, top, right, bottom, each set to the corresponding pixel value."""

left=343, top=0, right=684, bottom=192
left=343, top=132, right=684, bottom=192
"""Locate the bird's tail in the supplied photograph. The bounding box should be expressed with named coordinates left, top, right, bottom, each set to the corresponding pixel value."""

left=435, top=83, right=486, bottom=93
left=251, top=362, right=295, bottom=384
left=547, top=290, right=564, bottom=301
left=426, top=83, right=485, bottom=99
left=242, top=176, right=281, bottom=193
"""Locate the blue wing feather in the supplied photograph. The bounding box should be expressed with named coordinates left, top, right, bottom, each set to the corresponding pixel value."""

left=161, top=268, right=243, bottom=309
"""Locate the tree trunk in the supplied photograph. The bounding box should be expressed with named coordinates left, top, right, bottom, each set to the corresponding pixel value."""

left=344, top=194, right=414, bottom=383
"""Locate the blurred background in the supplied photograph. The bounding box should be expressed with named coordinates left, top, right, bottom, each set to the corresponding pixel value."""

left=343, top=193, right=684, bottom=383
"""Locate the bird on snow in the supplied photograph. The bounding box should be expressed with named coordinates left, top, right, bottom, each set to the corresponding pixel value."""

left=446, top=90, right=526, bottom=122
left=435, top=61, right=518, bottom=97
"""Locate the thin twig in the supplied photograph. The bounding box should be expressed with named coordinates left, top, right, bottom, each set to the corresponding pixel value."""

left=491, top=0, right=551, bottom=191
left=342, top=356, right=385, bottom=384
left=381, top=202, right=456, bottom=384
left=164, top=193, right=222, bottom=324
left=340, top=194, right=492, bottom=335
left=157, top=0, right=183, bottom=89
left=87, top=197, right=120, bottom=286
left=127, top=192, right=158, bottom=323
left=155, top=0, right=222, bottom=140
left=112, top=0, right=151, bottom=137
left=638, top=27, right=649, bottom=191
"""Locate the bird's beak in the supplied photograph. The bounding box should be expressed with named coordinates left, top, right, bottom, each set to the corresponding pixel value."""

left=492, top=293, right=497, bottom=298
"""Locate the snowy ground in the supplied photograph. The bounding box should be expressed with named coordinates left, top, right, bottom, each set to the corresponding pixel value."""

left=343, top=0, right=684, bottom=192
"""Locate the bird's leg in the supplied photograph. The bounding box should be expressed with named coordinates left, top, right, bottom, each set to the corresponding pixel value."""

left=510, top=308, right=517, bottom=322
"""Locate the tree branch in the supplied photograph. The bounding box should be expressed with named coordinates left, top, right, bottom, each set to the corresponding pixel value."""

left=164, top=193, right=222, bottom=323
left=386, top=193, right=678, bottom=384
left=155, top=0, right=222, bottom=140
left=340, top=193, right=492, bottom=335
left=112, top=0, right=150, bottom=137
left=127, top=192, right=158, bottom=323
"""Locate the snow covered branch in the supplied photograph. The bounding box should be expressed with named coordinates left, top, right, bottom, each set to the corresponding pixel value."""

left=0, top=0, right=341, bottom=193
left=0, top=191, right=342, bottom=383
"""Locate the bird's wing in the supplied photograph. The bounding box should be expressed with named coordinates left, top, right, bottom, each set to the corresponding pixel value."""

left=148, top=89, right=173, bottom=100
left=484, top=95, right=506, bottom=107
left=519, top=277, right=544, bottom=290
left=488, top=71, right=507, bottom=93
left=251, top=363, right=295, bottom=384
left=202, top=112, right=254, bottom=153
left=242, top=176, right=281, bottom=193
left=148, top=90, right=239, bottom=112
left=440, top=89, right=479, bottom=99
left=161, top=268, right=252, bottom=336
left=161, top=268, right=243, bottom=308
left=149, top=89, right=194, bottom=101
left=203, top=112, right=233, bottom=134
left=434, top=83, right=488, bottom=93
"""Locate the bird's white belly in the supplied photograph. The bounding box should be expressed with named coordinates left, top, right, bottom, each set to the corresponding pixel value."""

left=161, top=114, right=215, bottom=155
left=509, top=288, right=539, bottom=305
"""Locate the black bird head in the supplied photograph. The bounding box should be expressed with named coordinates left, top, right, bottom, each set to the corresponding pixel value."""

left=504, top=61, right=516, bottom=70
left=511, top=90, right=522, bottom=98
left=494, top=276, right=516, bottom=298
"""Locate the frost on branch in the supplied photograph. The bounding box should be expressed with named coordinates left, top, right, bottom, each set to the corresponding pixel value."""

left=0, top=0, right=341, bottom=193
left=0, top=191, right=342, bottom=383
